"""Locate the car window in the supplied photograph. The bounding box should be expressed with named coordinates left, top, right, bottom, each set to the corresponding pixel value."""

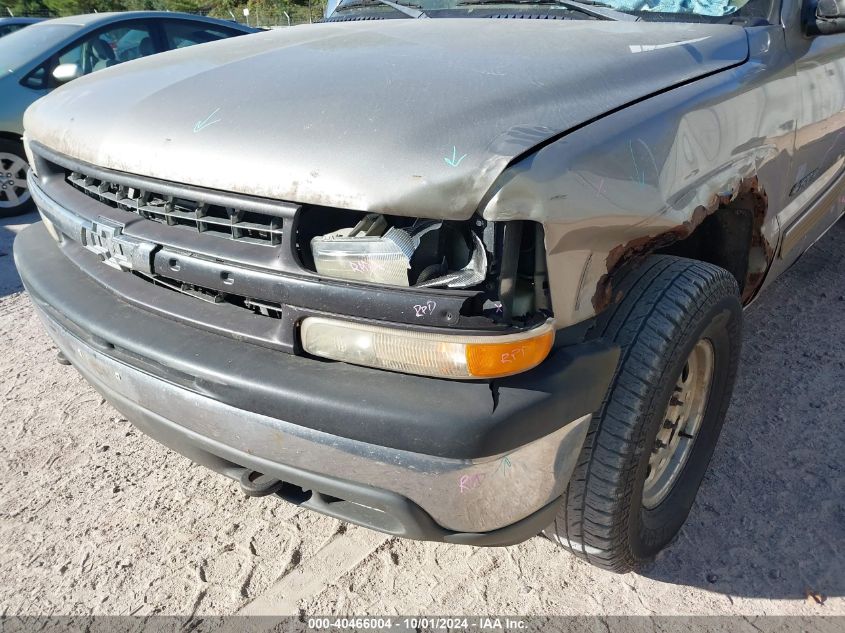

left=162, top=21, right=240, bottom=50
left=0, top=24, right=23, bottom=37
left=0, top=23, right=77, bottom=74
left=59, top=24, right=157, bottom=77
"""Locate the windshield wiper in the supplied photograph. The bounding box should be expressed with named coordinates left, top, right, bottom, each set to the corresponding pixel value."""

left=332, top=0, right=429, bottom=18
left=457, top=0, right=636, bottom=22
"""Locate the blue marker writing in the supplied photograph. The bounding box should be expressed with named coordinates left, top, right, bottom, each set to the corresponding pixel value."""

left=194, top=108, right=222, bottom=134
left=444, top=146, right=467, bottom=168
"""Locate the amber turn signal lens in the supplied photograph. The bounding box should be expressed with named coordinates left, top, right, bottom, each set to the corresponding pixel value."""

left=301, top=317, right=555, bottom=379
left=465, top=327, right=554, bottom=378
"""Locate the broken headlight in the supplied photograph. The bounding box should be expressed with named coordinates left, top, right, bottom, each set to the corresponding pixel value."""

left=310, top=213, right=487, bottom=289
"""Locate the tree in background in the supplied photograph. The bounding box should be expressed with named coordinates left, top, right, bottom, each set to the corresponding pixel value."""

left=3, top=0, right=51, bottom=16
left=157, top=0, right=209, bottom=13
left=121, top=0, right=156, bottom=8
left=208, top=0, right=236, bottom=18
left=42, top=0, right=117, bottom=14
left=3, top=0, right=326, bottom=22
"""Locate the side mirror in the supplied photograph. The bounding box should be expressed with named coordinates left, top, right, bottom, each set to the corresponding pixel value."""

left=51, top=63, right=81, bottom=84
left=807, top=0, right=845, bottom=34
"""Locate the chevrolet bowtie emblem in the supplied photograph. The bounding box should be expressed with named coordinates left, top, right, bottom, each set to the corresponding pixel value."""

left=82, top=218, right=145, bottom=271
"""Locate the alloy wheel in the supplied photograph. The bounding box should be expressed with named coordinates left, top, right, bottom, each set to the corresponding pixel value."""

left=0, top=152, right=31, bottom=210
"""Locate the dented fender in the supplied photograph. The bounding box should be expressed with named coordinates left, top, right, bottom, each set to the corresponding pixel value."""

left=481, top=27, right=793, bottom=328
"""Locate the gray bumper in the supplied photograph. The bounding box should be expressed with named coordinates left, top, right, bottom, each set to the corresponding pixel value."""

left=16, top=219, right=615, bottom=542
left=46, top=306, right=592, bottom=542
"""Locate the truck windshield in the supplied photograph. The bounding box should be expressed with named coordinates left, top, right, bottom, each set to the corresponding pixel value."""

left=0, top=24, right=77, bottom=74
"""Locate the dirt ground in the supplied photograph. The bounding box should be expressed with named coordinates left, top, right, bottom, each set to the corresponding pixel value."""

left=0, top=211, right=843, bottom=618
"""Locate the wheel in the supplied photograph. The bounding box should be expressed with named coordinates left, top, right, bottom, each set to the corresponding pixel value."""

left=0, top=138, right=34, bottom=218
left=546, top=255, right=743, bottom=572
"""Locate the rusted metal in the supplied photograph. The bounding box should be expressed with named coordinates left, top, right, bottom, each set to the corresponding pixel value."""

left=740, top=179, right=772, bottom=304
left=592, top=177, right=772, bottom=312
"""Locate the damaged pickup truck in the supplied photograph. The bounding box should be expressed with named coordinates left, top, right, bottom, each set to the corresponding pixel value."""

left=14, top=0, right=845, bottom=572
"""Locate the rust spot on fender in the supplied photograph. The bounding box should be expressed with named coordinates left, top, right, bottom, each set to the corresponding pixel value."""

left=591, top=202, right=717, bottom=311
left=592, top=176, right=772, bottom=311
left=740, top=179, right=772, bottom=303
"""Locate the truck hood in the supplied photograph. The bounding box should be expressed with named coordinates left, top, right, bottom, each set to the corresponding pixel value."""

left=25, top=19, right=748, bottom=219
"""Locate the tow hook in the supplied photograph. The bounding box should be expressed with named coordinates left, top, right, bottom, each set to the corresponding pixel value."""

left=56, top=350, right=71, bottom=366
left=239, top=469, right=284, bottom=497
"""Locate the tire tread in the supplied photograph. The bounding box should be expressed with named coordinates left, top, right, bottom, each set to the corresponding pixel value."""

left=547, top=256, right=740, bottom=571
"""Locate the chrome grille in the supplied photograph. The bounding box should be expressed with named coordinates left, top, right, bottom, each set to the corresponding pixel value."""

left=66, top=171, right=284, bottom=247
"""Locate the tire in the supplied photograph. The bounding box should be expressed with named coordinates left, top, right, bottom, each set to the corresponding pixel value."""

left=0, top=138, right=35, bottom=219
left=546, top=255, right=743, bottom=572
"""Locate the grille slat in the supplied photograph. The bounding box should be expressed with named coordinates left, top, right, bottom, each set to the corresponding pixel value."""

left=67, top=171, right=284, bottom=247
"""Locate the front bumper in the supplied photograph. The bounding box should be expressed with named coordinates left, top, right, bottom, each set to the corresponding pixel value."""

left=16, top=221, right=618, bottom=544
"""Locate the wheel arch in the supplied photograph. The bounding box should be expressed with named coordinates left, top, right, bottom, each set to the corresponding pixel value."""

left=653, top=183, right=772, bottom=304
left=600, top=179, right=774, bottom=310
left=0, top=131, right=24, bottom=145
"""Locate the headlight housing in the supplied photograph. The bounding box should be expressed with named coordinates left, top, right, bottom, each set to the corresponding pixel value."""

left=310, top=214, right=426, bottom=286
left=301, top=317, right=555, bottom=379
left=310, top=213, right=486, bottom=289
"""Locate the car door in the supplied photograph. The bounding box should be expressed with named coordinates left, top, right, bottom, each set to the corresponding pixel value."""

left=777, top=0, right=845, bottom=269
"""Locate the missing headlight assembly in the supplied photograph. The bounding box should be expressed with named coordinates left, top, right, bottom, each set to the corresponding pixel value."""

left=297, top=211, right=554, bottom=379
left=296, top=208, right=552, bottom=328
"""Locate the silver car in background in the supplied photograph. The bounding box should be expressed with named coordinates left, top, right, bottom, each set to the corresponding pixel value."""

left=0, top=11, right=257, bottom=217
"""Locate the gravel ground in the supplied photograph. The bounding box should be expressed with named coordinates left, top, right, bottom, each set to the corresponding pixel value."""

left=0, top=212, right=843, bottom=618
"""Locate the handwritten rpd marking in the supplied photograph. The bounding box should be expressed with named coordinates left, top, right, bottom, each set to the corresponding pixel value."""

left=413, top=300, right=437, bottom=317
left=444, top=146, right=467, bottom=168
left=459, top=473, right=485, bottom=494
left=194, top=108, right=222, bottom=134
left=349, top=260, right=383, bottom=274
left=500, top=346, right=526, bottom=364
left=459, top=456, right=513, bottom=493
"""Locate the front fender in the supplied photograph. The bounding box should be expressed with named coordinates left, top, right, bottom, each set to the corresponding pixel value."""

left=481, top=27, right=793, bottom=328
left=0, top=77, right=45, bottom=138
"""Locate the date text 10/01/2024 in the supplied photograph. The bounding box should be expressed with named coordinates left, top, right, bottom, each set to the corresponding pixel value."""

left=307, top=617, right=528, bottom=630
